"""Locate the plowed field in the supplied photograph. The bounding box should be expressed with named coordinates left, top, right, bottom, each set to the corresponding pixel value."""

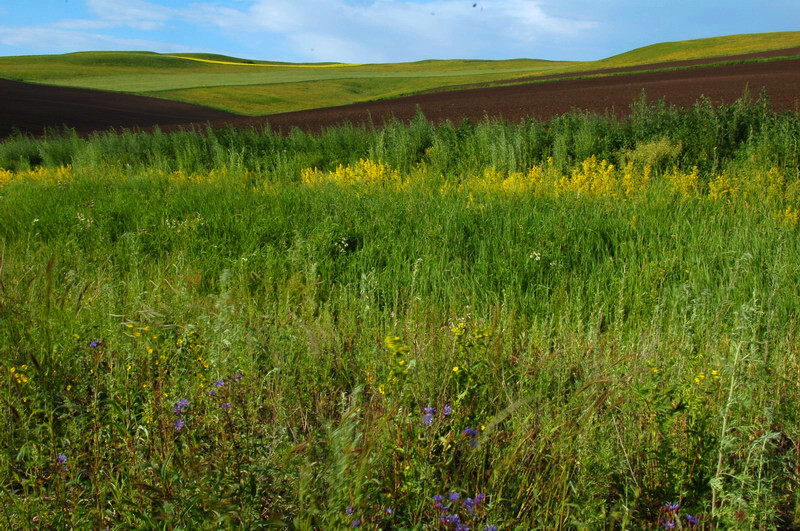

left=2, top=55, right=799, bottom=138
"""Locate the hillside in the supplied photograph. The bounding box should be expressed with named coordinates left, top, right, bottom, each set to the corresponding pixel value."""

left=0, top=31, right=797, bottom=117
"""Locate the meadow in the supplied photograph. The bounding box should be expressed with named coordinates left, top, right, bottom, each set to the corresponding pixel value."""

left=0, top=31, right=797, bottom=116
left=2, top=92, right=800, bottom=528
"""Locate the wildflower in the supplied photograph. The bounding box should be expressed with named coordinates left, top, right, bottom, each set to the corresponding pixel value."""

left=351, top=520, right=361, bottom=527
left=452, top=366, right=460, bottom=374
left=347, top=506, right=354, bottom=516
left=433, top=495, right=444, bottom=502
left=221, top=401, right=231, bottom=410
left=173, top=398, right=189, bottom=415
left=20, top=365, right=28, bottom=371
left=385, top=507, right=393, bottom=515
left=664, top=502, right=680, bottom=512
left=464, top=497, right=476, bottom=512
left=443, top=404, right=452, bottom=416
left=214, top=379, right=225, bottom=388
left=57, top=454, right=67, bottom=465
left=448, top=492, right=460, bottom=502
left=209, top=390, right=216, bottom=397
left=422, top=407, right=435, bottom=426
left=686, top=514, right=699, bottom=525
left=485, top=526, right=498, bottom=531
left=662, top=522, right=675, bottom=530
left=234, top=373, right=243, bottom=381
left=89, top=340, right=100, bottom=348
left=475, top=493, right=486, bottom=503
left=463, top=427, right=478, bottom=437
left=174, top=418, right=185, bottom=432
left=66, top=385, right=71, bottom=391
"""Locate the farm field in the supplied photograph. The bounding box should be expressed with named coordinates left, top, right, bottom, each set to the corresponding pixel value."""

left=2, top=92, right=800, bottom=528
left=0, top=31, right=798, bottom=117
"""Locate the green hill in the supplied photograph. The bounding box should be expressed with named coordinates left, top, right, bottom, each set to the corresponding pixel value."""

left=0, top=31, right=797, bottom=116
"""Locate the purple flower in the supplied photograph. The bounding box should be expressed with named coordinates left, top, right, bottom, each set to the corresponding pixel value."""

left=662, top=522, right=676, bottom=530
left=448, top=492, right=460, bottom=502
left=433, top=495, right=444, bottom=502
left=351, top=520, right=361, bottom=527
left=686, top=514, right=699, bottom=525
left=221, top=401, right=231, bottom=410
left=346, top=506, right=354, bottom=515
left=208, top=390, right=216, bottom=397
left=89, top=340, right=100, bottom=348
left=443, top=404, right=452, bottom=416
left=57, top=454, right=67, bottom=465
left=455, top=525, right=470, bottom=531
left=664, top=502, right=680, bottom=512
left=475, top=493, right=486, bottom=503
left=214, top=379, right=225, bottom=388
left=464, top=497, right=475, bottom=512
left=173, top=398, right=189, bottom=415
left=422, top=413, right=434, bottom=426
left=484, top=526, right=498, bottom=531
left=385, top=507, right=393, bottom=515
left=174, top=418, right=185, bottom=431
left=463, top=427, right=478, bottom=437
left=234, top=373, right=243, bottom=381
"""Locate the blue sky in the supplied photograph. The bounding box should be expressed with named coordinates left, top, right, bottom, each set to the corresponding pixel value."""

left=0, top=0, right=797, bottom=63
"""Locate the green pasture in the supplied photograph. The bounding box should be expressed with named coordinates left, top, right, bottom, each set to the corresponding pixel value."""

left=2, top=95, right=800, bottom=528
left=0, top=31, right=797, bottom=116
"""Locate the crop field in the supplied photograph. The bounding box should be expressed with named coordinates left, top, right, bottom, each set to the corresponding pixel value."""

left=1, top=31, right=798, bottom=116
left=2, top=92, right=800, bottom=528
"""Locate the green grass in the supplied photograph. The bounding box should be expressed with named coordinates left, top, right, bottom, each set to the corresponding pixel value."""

left=0, top=32, right=797, bottom=116
left=2, top=95, right=800, bottom=527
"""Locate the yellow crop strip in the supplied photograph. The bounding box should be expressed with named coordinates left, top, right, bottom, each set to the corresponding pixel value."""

left=165, top=55, right=361, bottom=68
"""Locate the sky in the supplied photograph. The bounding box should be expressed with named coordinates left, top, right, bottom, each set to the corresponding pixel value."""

left=0, top=0, right=798, bottom=63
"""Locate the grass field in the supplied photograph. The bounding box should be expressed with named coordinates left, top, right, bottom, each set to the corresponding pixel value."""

left=0, top=31, right=797, bottom=116
left=2, top=93, right=800, bottom=528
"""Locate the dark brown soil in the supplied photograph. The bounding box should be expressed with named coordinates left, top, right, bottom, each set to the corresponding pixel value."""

left=0, top=78, right=236, bottom=138
left=203, top=58, right=800, bottom=133
left=457, top=46, right=800, bottom=87
left=2, top=54, right=799, bottom=139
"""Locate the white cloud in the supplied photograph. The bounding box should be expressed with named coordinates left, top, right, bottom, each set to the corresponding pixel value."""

left=85, top=0, right=176, bottom=31
left=0, top=0, right=598, bottom=62
left=191, top=0, right=598, bottom=62
left=0, top=25, right=188, bottom=53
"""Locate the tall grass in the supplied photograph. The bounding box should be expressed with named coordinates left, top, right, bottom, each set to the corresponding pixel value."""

left=1, top=94, right=800, bottom=528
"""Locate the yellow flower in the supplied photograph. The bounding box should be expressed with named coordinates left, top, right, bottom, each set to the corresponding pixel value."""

left=133, top=332, right=141, bottom=338
left=9, top=367, right=15, bottom=374
left=126, top=364, right=132, bottom=371
left=126, top=323, right=134, bottom=329
left=21, top=365, right=28, bottom=371
left=73, top=334, right=80, bottom=339
left=378, top=384, right=385, bottom=395
left=22, top=397, right=27, bottom=403
left=143, top=326, right=151, bottom=331
left=66, top=385, right=72, bottom=391
left=651, top=367, right=659, bottom=373
left=452, top=366, right=460, bottom=374
left=146, top=347, right=153, bottom=354
left=21, top=375, right=28, bottom=384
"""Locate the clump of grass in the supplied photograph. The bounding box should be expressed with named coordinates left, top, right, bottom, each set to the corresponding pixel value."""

left=1, top=94, right=800, bottom=527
